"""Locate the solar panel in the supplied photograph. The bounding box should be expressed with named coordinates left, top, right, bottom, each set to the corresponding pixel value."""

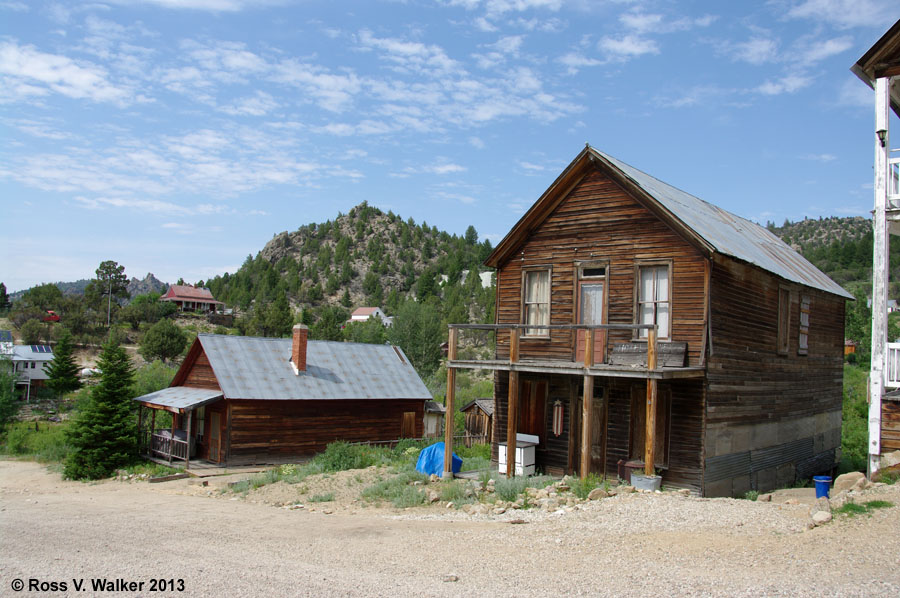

left=31, top=345, right=51, bottom=353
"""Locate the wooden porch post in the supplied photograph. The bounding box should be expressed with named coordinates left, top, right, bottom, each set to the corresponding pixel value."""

left=443, top=327, right=458, bottom=479
left=580, top=329, right=594, bottom=480
left=185, top=409, right=192, bottom=471
left=507, top=371, right=519, bottom=478
left=150, top=409, right=156, bottom=456
left=137, top=405, right=144, bottom=453
left=645, top=328, right=658, bottom=475
left=505, top=328, right=520, bottom=478
left=169, top=414, right=176, bottom=464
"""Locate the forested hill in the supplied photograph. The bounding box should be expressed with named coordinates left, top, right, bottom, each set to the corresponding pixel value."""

left=767, top=216, right=891, bottom=296
left=204, top=202, right=496, bottom=328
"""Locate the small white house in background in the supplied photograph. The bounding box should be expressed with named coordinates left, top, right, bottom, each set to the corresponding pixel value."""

left=0, top=330, right=13, bottom=356
left=12, top=344, right=54, bottom=401
left=348, top=307, right=393, bottom=327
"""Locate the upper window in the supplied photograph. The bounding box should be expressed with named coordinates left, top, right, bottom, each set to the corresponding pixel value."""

left=637, top=265, right=670, bottom=339
left=523, top=269, right=550, bottom=336
left=798, top=294, right=810, bottom=356
left=777, top=287, right=791, bottom=355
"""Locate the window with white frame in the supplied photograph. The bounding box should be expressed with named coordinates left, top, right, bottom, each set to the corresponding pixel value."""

left=637, top=265, right=670, bottom=339
left=523, top=269, right=550, bottom=336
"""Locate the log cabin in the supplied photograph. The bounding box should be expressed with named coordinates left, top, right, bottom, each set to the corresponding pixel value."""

left=135, top=325, right=431, bottom=467
left=443, top=145, right=852, bottom=497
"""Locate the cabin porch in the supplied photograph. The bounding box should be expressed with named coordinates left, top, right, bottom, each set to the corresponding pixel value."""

left=443, top=324, right=705, bottom=487
left=134, top=387, right=225, bottom=471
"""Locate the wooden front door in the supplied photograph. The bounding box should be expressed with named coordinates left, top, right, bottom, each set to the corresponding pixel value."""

left=518, top=379, right=547, bottom=440
left=576, top=281, right=606, bottom=363
left=400, top=411, right=416, bottom=438
left=209, top=412, right=221, bottom=463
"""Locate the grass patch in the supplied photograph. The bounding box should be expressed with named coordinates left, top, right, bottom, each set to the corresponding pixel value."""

left=1, top=421, right=72, bottom=463
left=309, top=492, right=335, bottom=503
left=360, top=466, right=428, bottom=508
left=877, top=470, right=899, bottom=485
left=742, top=490, right=760, bottom=501
left=119, top=462, right=182, bottom=478
left=438, top=480, right=472, bottom=504
left=835, top=500, right=894, bottom=517
left=494, top=475, right=555, bottom=502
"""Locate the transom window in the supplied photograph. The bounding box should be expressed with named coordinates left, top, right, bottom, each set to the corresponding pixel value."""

left=637, top=265, right=670, bottom=339
left=523, top=269, right=550, bottom=336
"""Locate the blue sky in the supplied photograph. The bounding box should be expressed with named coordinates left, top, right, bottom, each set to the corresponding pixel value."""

left=1, top=0, right=898, bottom=293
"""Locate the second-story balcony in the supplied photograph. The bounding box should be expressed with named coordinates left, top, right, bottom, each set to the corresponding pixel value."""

left=446, top=323, right=705, bottom=380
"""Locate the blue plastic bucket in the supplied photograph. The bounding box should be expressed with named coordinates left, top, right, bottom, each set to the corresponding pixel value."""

left=814, top=475, right=832, bottom=499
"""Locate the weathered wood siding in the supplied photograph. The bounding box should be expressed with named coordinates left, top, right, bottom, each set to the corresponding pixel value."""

left=704, top=257, right=845, bottom=496
left=882, top=398, right=900, bottom=453
left=494, top=169, right=707, bottom=365
left=462, top=408, right=492, bottom=446
left=226, top=399, right=424, bottom=463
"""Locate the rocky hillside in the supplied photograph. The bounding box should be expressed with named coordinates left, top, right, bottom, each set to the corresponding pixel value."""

left=127, top=273, right=167, bottom=298
left=767, top=216, right=871, bottom=253
left=205, top=202, right=495, bottom=319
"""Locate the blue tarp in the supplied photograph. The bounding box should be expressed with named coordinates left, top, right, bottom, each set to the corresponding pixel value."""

left=415, top=442, right=462, bottom=476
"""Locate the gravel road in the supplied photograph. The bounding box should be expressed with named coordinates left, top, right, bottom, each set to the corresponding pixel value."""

left=2, top=460, right=899, bottom=597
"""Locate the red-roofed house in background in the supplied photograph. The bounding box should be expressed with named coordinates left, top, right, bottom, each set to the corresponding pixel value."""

left=160, top=285, right=224, bottom=314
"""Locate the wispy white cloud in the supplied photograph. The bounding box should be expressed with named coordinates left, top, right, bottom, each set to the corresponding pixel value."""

left=0, top=1, right=29, bottom=11
left=800, top=153, right=837, bottom=162
left=557, top=51, right=604, bottom=75
left=598, top=35, right=659, bottom=60
left=786, top=0, right=896, bottom=29
left=218, top=90, right=279, bottom=116
left=729, top=37, right=779, bottom=65
left=620, top=11, right=716, bottom=34
left=106, top=0, right=288, bottom=12
left=796, top=36, right=853, bottom=63
left=0, top=40, right=133, bottom=105
left=755, top=74, right=813, bottom=95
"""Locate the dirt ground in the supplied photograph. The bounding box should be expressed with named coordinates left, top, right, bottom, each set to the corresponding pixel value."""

left=2, top=459, right=900, bottom=597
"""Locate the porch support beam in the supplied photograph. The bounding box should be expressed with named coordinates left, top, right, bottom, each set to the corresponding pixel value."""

left=185, top=409, right=192, bottom=471
left=443, top=327, right=458, bottom=479
left=645, top=328, right=658, bottom=475
left=869, top=74, right=890, bottom=479
left=580, top=374, right=593, bottom=479
left=506, top=370, right=519, bottom=478
left=137, top=405, right=144, bottom=453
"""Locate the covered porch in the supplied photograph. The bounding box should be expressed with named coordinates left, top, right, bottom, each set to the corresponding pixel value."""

left=442, top=323, right=705, bottom=483
left=134, top=387, right=225, bottom=471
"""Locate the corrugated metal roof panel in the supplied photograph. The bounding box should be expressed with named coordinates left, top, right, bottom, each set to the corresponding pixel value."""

left=133, top=387, right=223, bottom=410
left=597, top=151, right=854, bottom=299
left=198, top=335, right=433, bottom=401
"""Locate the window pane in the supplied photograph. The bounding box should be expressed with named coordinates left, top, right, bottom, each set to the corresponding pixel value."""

left=640, top=268, right=654, bottom=302
left=580, top=283, right=603, bottom=325
left=656, top=303, right=669, bottom=338
left=526, top=270, right=549, bottom=303
left=639, top=303, right=654, bottom=337
left=655, top=266, right=668, bottom=301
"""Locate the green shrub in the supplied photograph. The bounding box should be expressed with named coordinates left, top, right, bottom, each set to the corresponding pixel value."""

left=742, top=490, right=760, bottom=501
left=309, top=492, right=335, bottom=502
left=570, top=473, right=604, bottom=500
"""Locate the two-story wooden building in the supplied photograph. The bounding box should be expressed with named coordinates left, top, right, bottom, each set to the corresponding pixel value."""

left=443, top=146, right=851, bottom=497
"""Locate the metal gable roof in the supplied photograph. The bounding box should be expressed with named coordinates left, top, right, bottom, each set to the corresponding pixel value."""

left=197, top=334, right=432, bottom=401
left=594, top=150, right=853, bottom=300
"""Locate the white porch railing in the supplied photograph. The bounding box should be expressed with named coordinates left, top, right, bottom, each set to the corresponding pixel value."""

left=889, top=156, right=900, bottom=204
left=886, top=342, right=900, bottom=388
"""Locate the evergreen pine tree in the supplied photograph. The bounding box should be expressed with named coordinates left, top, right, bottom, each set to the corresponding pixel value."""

left=64, top=342, right=137, bottom=480
left=340, top=288, right=351, bottom=308
left=45, top=330, right=82, bottom=397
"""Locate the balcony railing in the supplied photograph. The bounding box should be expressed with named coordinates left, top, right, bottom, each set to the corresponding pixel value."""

left=890, top=157, right=900, bottom=204
left=444, top=323, right=702, bottom=379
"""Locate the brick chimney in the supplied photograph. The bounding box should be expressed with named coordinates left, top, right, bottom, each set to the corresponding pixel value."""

left=291, top=324, right=308, bottom=374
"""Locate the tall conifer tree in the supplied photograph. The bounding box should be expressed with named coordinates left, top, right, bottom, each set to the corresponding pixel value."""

left=64, top=341, right=136, bottom=480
